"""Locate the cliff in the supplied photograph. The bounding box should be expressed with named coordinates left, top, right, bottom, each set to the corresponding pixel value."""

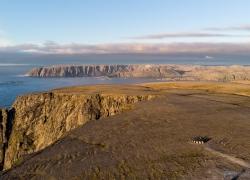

left=0, top=109, right=14, bottom=169
left=26, top=64, right=250, bottom=81
left=0, top=85, right=157, bottom=170
left=2, top=82, right=250, bottom=179
left=0, top=109, right=8, bottom=169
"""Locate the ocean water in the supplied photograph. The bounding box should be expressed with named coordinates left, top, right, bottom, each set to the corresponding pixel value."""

left=0, top=53, right=250, bottom=107
left=0, top=64, right=162, bottom=108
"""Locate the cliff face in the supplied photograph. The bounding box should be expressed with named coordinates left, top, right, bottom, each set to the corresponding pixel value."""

left=0, top=109, right=8, bottom=169
left=27, top=65, right=129, bottom=78
left=26, top=64, right=250, bottom=81
left=26, top=64, right=181, bottom=78
left=2, top=91, right=155, bottom=170
left=0, top=109, right=14, bottom=169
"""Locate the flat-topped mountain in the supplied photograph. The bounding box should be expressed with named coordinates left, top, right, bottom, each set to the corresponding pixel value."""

left=26, top=64, right=250, bottom=81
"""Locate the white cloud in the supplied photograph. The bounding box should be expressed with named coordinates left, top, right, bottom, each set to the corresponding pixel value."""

left=131, top=32, right=247, bottom=40
left=129, top=24, right=250, bottom=40
left=1, top=24, right=250, bottom=54
left=205, top=24, right=250, bottom=31
left=1, top=42, right=250, bottom=55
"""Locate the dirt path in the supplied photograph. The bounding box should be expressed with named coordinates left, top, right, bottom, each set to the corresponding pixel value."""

left=204, top=145, right=250, bottom=169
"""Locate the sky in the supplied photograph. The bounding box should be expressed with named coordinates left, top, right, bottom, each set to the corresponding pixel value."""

left=0, top=0, right=250, bottom=54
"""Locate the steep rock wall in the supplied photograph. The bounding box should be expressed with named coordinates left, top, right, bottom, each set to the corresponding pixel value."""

left=0, top=109, right=14, bottom=169
left=26, top=64, right=250, bottom=81
left=3, top=92, right=155, bottom=170
left=26, top=64, right=182, bottom=78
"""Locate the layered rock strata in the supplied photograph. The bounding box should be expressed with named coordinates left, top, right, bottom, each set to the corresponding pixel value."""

left=26, top=64, right=250, bottom=81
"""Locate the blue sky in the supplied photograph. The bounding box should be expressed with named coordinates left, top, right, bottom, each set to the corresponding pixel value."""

left=0, top=0, right=250, bottom=54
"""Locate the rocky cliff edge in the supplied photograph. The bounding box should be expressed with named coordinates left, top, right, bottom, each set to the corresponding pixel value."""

left=0, top=85, right=157, bottom=170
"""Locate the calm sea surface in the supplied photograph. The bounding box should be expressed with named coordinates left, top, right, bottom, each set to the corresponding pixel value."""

left=0, top=54, right=250, bottom=107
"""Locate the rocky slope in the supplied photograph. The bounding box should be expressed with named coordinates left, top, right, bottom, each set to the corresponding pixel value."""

left=26, top=64, right=250, bottom=81
left=0, top=85, right=157, bottom=170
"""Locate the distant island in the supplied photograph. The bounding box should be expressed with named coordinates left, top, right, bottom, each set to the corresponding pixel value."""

left=26, top=64, right=250, bottom=82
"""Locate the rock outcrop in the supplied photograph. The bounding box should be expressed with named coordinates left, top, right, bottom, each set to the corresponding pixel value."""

left=26, top=64, right=250, bottom=81
left=0, top=109, right=8, bottom=169
left=0, top=86, right=156, bottom=170
left=0, top=109, right=14, bottom=169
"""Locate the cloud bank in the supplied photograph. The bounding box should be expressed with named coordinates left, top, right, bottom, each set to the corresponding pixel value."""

left=131, top=23, right=250, bottom=40
left=132, top=32, right=248, bottom=40
left=1, top=23, right=250, bottom=55
left=205, top=24, right=250, bottom=31
left=1, top=42, right=250, bottom=55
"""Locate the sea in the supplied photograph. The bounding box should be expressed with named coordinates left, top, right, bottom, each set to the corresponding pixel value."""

left=0, top=53, right=250, bottom=108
